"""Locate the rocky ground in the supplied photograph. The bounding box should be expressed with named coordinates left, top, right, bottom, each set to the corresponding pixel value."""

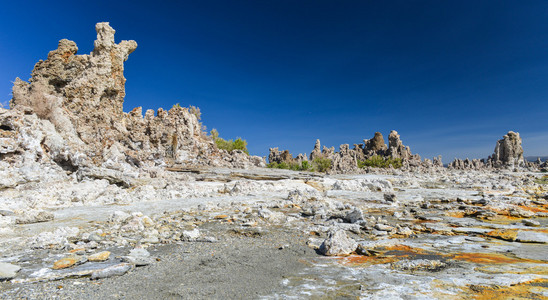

left=1, top=167, right=547, bottom=299
left=1, top=22, right=547, bottom=299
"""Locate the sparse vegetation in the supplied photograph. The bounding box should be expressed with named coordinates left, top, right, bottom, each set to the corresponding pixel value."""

left=188, top=105, right=201, bottom=120
left=210, top=129, right=249, bottom=155
left=534, top=175, right=548, bottom=185
left=18, top=84, right=59, bottom=121
left=267, top=157, right=331, bottom=173
left=312, top=157, right=332, bottom=172
left=267, top=160, right=311, bottom=171
left=358, top=155, right=403, bottom=169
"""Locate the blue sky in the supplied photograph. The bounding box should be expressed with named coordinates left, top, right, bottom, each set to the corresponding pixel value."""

left=1, top=1, right=547, bottom=161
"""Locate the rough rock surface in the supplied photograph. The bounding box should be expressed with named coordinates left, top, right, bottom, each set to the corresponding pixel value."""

left=449, top=131, right=528, bottom=170
left=319, top=229, right=356, bottom=256
left=5, top=22, right=263, bottom=178
left=0, top=263, right=20, bottom=280
left=269, top=130, right=431, bottom=173
left=488, top=131, right=525, bottom=169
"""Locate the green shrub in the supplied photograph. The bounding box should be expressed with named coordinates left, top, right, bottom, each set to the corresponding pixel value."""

left=312, top=157, right=332, bottom=173
left=267, top=160, right=314, bottom=171
left=188, top=105, right=201, bottom=120
left=535, top=175, right=548, bottom=185
left=358, top=155, right=402, bottom=169
left=210, top=129, right=249, bottom=155
left=300, top=160, right=311, bottom=171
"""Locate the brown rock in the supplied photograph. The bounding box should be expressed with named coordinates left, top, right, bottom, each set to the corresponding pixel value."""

left=88, top=251, right=111, bottom=262
left=53, top=257, right=79, bottom=270
left=486, top=229, right=518, bottom=241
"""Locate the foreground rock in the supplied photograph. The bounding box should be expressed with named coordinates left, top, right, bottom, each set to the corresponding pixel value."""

left=319, top=230, right=356, bottom=256
left=0, top=263, right=20, bottom=281
left=2, top=22, right=264, bottom=192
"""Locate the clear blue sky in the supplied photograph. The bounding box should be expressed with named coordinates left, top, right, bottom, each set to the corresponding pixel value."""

left=1, top=1, right=547, bottom=161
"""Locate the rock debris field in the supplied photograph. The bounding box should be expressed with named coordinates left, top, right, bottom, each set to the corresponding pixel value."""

left=1, top=23, right=547, bottom=299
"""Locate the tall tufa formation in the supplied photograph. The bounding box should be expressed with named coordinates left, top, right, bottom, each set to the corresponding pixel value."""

left=387, top=130, right=412, bottom=160
left=3, top=22, right=264, bottom=176
left=448, top=131, right=527, bottom=170
left=267, top=131, right=428, bottom=173
left=11, top=23, right=138, bottom=149
left=488, top=131, right=525, bottom=169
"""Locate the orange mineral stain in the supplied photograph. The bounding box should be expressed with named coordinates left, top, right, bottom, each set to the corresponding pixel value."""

left=452, top=252, right=540, bottom=264
left=464, top=278, right=548, bottom=300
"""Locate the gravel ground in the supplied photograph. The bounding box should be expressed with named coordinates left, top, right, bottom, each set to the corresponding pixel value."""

left=0, top=223, right=316, bottom=299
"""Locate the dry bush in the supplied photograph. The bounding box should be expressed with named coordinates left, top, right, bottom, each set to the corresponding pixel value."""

left=19, top=84, right=60, bottom=120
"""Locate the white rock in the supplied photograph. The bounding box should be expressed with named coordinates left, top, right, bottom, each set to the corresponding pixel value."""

left=319, top=230, right=356, bottom=256
left=516, top=231, right=548, bottom=244
left=91, top=263, right=132, bottom=280
left=182, top=228, right=201, bottom=241
left=0, top=262, right=21, bottom=280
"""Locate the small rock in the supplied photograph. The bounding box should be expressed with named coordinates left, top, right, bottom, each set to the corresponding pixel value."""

left=344, top=208, right=364, bottom=223
left=141, top=236, right=160, bottom=244
left=0, top=209, right=15, bottom=216
left=486, top=229, right=518, bottom=242
left=108, top=211, right=130, bottom=223
left=521, top=219, right=540, bottom=227
left=397, top=227, right=414, bottom=236
left=88, top=251, right=110, bottom=262
left=88, top=233, right=103, bottom=242
left=384, top=193, right=397, bottom=202
left=0, top=262, right=21, bottom=280
left=508, top=208, right=535, bottom=218
left=142, top=216, right=155, bottom=227
left=53, top=256, right=83, bottom=270
left=258, top=208, right=273, bottom=219
left=319, top=230, right=356, bottom=256
left=391, top=259, right=447, bottom=272
left=91, top=263, right=132, bottom=280
left=16, top=211, right=54, bottom=224
left=181, top=228, right=201, bottom=241
left=515, top=231, right=548, bottom=244
left=122, top=248, right=154, bottom=266
left=374, top=223, right=394, bottom=231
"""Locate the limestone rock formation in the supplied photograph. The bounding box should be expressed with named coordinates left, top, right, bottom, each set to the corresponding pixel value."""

left=488, top=131, right=525, bottom=169
left=448, top=131, right=528, bottom=170
left=268, top=131, right=423, bottom=173
left=448, top=158, right=485, bottom=170
left=387, top=130, right=412, bottom=160
left=2, top=22, right=264, bottom=180
left=364, top=132, right=387, bottom=154
left=309, top=139, right=322, bottom=161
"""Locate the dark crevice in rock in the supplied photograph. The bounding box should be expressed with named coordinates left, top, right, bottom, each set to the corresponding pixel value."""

left=0, top=124, right=13, bottom=131
left=53, top=157, right=79, bottom=173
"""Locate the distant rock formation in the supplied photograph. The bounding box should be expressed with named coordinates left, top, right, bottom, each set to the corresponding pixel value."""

left=448, top=158, right=485, bottom=170
left=2, top=22, right=264, bottom=180
left=487, top=131, right=525, bottom=169
left=387, top=130, right=412, bottom=160
left=268, top=130, right=436, bottom=173
left=448, top=131, right=527, bottom=171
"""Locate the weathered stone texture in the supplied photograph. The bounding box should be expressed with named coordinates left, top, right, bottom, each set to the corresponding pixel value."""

left=488, top=131, right=525, bottom=169
left=4, top=22, right=263, bottom=175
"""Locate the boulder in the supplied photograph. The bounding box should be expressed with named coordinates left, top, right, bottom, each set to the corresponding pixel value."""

left=319, top=230, right=356, bottom=256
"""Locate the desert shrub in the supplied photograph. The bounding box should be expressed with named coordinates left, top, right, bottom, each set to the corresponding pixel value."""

left=267, top=160, right=313, bottom=171
left=188, top=105, right=201, bottom=120
left=358, top=155, right=402, bottom=169
left=312, top=157, right=332, bottom=173
left=535, top=175, right=548, bottom=185
left=210, top=129, right=249, bottom=155
left=19, top=84, right=59, bottom=120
